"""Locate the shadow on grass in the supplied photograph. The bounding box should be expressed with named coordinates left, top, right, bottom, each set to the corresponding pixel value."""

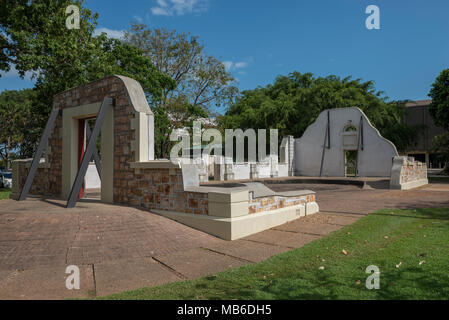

left=229, top=266, right=449, bottom=300
left=376, top=267, right=449, bottom=300
left=373, top=208, right=449, bottom=221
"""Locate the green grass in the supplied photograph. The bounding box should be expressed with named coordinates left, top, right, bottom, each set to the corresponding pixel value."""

left=0, top=188, right=11, bottom=200
left=429, top=176, right=449, bottom=183
left=101, top=208, right=449, bottom=300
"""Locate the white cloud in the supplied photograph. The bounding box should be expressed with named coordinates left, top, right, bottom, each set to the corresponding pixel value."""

left=93, top=27, right=125, bottom=40
left=151, top=0, right=209, bottom=16
left=0, top=65, right=33, bottom=81
left=133, top=15, right=143, bottom=22
left=234, top=62, right=247, bottom=69
left=223, top=60, right=251, bottom=72
left=151, top=7, right=170, bottom=16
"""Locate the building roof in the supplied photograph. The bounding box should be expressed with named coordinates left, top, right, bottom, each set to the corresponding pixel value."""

left=405, top=100, right=432, bottom=107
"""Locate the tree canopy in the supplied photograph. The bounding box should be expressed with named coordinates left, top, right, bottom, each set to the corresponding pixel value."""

left=0, top=89, right=35, bottom=169
left=219, top=71, right=419, bottom=152
left=1, top=0, right=174, bottom=157
left=429, top=69, right=449, bottom=131
left=125, top=24, right=238, bottom=158
left=428, top=69, right=449, bottom=172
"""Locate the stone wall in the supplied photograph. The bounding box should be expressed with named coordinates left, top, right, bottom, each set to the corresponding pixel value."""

left=390, top=156, right=428, bottom=190
left=11, top=160, right=58, bottom=199
left=10, top=111, right=63, bottom=200
left=126, top=167, right=209, bottom=215
left=249, top=193, right=316, bottom=214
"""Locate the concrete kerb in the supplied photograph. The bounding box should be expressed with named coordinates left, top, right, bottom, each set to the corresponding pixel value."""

left=153, top=201, right=319, bottom=241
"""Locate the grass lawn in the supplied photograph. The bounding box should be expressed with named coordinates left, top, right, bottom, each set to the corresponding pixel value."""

left=102, top=208, right=449, bottom=300
left=0, top=188, right=11, bottom=201
left=429, top=177, right=449, bottom=183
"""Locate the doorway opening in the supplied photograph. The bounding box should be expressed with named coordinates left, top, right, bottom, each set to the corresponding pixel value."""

left=78, top=117, right=102, bottom=201
left=345, top=150, right=358, bottom=177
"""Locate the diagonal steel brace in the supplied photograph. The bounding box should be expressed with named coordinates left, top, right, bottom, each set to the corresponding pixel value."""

left=66, top=97, right=113, bottom=208
left=18, top=107, right=60, bottom=201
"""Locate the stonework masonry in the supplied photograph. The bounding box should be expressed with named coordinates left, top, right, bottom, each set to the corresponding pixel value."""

left=390, top=156, right=428, bottom=190
left=128, top=168, right=209, bottom=215
left=249, top=194, right=316, bottom=214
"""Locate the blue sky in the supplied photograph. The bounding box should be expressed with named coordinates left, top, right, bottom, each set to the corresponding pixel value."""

left=1, top=0, right=448, bottom=104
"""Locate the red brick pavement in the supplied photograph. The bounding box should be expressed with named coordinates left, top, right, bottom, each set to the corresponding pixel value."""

left=0, top=182, right=448, bottom=299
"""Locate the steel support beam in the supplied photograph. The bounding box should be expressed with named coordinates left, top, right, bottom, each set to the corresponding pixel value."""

left=327, top=110, right=331, bottom=149
left=355, top=116, right=364, bottom=177
left=66, top=98, right=113, bottom=208
left=319, top=123, right=329, bottom=177
left=18, top=107, right=60, bottom=201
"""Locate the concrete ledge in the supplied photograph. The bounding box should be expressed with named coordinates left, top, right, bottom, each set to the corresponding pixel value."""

left=208, top=190, right=249, bottom=203
left=305, top=201, right=319, bottom=215
left=208, top=201, right=249, bottom=218
left=15, top=158, right=51, bottom=169
left=129, top=160, right=181, bottom=170
left=152, top=201, right=319, bottom=241
left=390, top=179, right=429, bottom=190
left=276, top=190, right=315, bottom=197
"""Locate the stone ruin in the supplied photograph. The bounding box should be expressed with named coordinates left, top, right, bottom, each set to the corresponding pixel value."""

left=11, top=75, right=319, bottom=240
left=11, top=76, right=427, bottom=240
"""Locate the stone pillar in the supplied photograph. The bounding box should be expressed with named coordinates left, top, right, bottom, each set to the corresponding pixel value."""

left=280, top=137, right=289, bottom=164
left=224, top=164, right=235, bottom=181
left=214, top=156, right=225, bottom=181
left=270, top=155, right=279, bottom=178
left=250, top=163, right=259, bottom=179
left=288, top=135, right=295, bottom=176
left=280, top=135, right=295, bottom=176
left=10, top=160, right=23, bottom=200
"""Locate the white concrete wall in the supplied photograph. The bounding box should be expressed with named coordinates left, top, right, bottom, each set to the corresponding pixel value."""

left=213, top=161, right=290, bottom=181
left=257, top=163, right=272, bottom=178
left=85, top=162, right=101, bottom=189
left=294, top=107, right=398, bottom=177
left=278, top=163, right=289, bottom=177
left=233, top=163, right=251, bottom=180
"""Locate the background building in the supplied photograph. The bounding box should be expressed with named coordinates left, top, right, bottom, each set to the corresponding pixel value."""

left=402, top=100, right=447, bottom=168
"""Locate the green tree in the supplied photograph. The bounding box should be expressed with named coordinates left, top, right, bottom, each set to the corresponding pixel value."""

left=220, top=71, right=419, bottom=152
left=1, top=1, right=174, bottom=157
left=429, top=69, right=449, bottom=130
left=0, top=89, right=35, bottom=169
left=125, top=24, right=237, bottom=158
left=428, top=69, right=449, bottom=172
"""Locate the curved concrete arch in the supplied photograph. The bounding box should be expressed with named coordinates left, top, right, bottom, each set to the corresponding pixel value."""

left=114, top=75, right=153, bottom=115
left=294, top=107, right=399, bottom=177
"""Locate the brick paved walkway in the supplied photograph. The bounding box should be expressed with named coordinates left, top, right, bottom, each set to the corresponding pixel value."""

left=0, top=182, right=448, bottom=299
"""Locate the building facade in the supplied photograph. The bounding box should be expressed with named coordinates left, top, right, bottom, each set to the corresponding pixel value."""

left=402, top=100, right=447, bottom=168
